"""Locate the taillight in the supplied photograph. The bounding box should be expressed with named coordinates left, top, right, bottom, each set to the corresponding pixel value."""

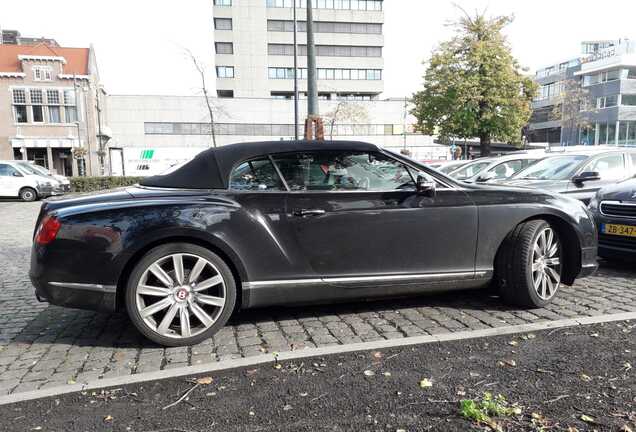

left=35, top=216, right=62, bottom=245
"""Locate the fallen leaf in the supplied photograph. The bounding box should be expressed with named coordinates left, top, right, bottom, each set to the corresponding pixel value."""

left=283, top=404, right=293, bottom=411
left=567, top=427, right=579, bottom=432
left=620, top=425, right=633, bottom=432
left=249, top=411, right=255, bottom=416
left=499, top=359, right=516, bottom=367
left=363, top=370, right=375, bottom=377
left=300, top=392, right=308, bottom=397
left=67, top=379, right=76, bottom=385
left=419, top=378, right=433, bottom=388
left=104, top=415, right=113, bottom=422
left=196, top=376, right=213, bottom=385
left=274, top=363, right=282, bottom=370
left=580, top=374, right=592, bottom=382
left=623, top=362, right=632, bottom=371
left=590, top=333, right=599, bottom=338
left=382, top=372, right=392, bottom=377
left=580, top=414, right=595, bottom=423
left=469, top=372, right=480, bottom=378
left=30, top=428, right=42, bottom=431
left=372, top=351, right=383, bottom=359
left=508, top=340, right=518, bottom=346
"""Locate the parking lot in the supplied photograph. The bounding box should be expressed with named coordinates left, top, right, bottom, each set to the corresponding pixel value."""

left=1, top=199, right=635, bottom=396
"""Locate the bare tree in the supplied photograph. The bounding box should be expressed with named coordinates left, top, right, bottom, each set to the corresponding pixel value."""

left=551, top=79, right=598, bottom=145
left=185, top=48, right=220, bottom=147
left=323, top=101, right=369, bottom=140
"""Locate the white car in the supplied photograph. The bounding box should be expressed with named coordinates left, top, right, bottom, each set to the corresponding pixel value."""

left=14, top=161, right=71, bottom=193
left=0, top=160, right=57, bottom=201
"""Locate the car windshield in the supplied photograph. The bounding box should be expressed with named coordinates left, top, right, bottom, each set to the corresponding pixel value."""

left=438, top=162, right=465, bottom=174
left=19, top=163, right=49, bottom=176
left=512, top=155, right=588, bottom=180
left=449, top=160, right=491, bottom=180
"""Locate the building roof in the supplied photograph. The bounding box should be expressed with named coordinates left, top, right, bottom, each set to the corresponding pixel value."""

left=0, top=43, right=89, bottom=74
left=140, top=140, right=379, bottom=189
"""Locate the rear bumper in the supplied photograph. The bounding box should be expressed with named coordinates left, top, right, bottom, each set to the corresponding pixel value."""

left=30, top=273, right=117, bottom=312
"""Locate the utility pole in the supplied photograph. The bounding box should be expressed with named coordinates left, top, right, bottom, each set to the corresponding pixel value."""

left=304, top=0, right=323, bottom=140
left=293, top=0, right=299, bottom=140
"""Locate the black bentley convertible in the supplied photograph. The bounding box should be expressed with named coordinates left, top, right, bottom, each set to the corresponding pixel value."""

left=30, top=140, right=598, bottom=346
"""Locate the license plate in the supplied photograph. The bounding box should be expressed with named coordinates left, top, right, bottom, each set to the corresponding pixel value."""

left=602, top=223, right=636, bottom=237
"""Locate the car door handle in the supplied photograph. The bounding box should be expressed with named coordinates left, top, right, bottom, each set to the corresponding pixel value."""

left=292, top=209, right=326, bottom=217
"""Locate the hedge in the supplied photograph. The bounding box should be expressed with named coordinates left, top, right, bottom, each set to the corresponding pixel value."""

left=70, top=176, right=145, bottom=193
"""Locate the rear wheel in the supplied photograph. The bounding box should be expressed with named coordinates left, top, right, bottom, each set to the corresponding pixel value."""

left=496, top=220, right=562, bottom=308
left=19, top=187, right=37, bottom=202
left=125, top=243, right=236, bottom=346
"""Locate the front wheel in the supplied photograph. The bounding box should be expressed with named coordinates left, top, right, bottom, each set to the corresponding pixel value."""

left=496, top=220, right=562, bottom=308
left=19, top=187, right=38, bottom=202
left=125, top=243, right=236, bottom=346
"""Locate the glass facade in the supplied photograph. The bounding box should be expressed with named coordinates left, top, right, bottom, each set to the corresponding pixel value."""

left=267, top=20, right=382, bottom=34
left=268, top=67, right=381, bottom=80
left=266, top=0, right=382, bottom=11
left=145, top=122, right=395, bottom=136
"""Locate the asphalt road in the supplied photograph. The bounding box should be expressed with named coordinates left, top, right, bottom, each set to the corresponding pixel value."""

left=0, top=320, right=633, bottom=432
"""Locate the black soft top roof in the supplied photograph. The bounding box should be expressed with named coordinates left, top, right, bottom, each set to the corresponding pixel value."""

left=139, top=140, right=379, bottom=189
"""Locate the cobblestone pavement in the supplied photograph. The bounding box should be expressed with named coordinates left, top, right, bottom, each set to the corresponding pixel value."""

left=1, top=200, right=635, bottom=396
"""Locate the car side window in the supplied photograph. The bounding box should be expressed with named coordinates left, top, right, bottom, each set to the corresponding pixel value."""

left=229, top=158, right=284, bottom=191
left=582, top=154, right=625, bottom=180
left=272, top=151, right=415, bottom=192
left=0, top=164, right=19, bottom=177
left=491, top=160, right=523, bottom=179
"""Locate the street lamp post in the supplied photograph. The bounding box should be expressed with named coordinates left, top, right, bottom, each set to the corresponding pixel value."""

left=293, top=0, right=299, bottom=140
left=306, top=0, right=318, bottom=117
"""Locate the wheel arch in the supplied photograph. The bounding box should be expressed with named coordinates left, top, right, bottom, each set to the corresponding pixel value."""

left=19, top=186, right=38, bottom=200
left=115, top=234, right=248, bottom=312
left=493, top=213, right=581, bottom=286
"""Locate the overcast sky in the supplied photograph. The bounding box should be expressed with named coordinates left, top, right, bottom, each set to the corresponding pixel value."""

left=3, top=0, right=636, bottom=98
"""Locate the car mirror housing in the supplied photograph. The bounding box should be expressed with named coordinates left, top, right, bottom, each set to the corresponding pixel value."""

left=12, top=171, right=23, bottom=177
left=416, top=175, right=436, bottom=197
left=573, top=171, right=601, bottom=184
left=476, top=171, right=496, bottom=183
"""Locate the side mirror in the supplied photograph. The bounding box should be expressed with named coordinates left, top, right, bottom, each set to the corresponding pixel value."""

left=416, top=175, right=436, bottom=197
left=476, top=171, right=496, bottom=183
left=573, top=171, right=600, bottom=184
left=12, top=171, right=23, bottom=177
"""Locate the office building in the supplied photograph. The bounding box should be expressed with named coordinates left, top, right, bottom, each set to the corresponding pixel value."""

left=529, top=39, right=636, bottom=146
left=213, top=0, right=384, bottom=100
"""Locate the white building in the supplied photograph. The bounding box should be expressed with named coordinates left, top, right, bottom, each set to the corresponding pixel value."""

left=213, top=0, right=384, bottom=100
left=105, top=95, right=446, bottom=176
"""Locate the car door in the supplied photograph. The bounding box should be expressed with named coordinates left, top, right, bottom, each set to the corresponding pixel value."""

left=566, top=153, right=627, bottom=202
left=0, top=163, right=23, bottom=197
left=272, top=150, right=479, bottom=285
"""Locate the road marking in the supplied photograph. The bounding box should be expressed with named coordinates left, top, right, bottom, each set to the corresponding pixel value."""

left=1, top=311, right=634, bottom=406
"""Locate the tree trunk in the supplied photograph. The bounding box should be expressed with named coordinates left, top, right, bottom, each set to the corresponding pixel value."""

left=479, top=133, right=491, bottom=157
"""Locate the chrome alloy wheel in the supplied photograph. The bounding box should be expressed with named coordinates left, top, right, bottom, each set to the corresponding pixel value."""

left=135, top=253, right=226, bottom=339
left=531, top=227, right=561, bottom=301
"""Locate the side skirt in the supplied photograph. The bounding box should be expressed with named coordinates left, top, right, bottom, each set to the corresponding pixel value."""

left=243, top=271, right=492, bottom=309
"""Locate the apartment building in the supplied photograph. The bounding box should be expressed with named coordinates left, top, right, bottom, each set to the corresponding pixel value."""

left=0, top=40, right=109, bottom=176
left=529, top=39, right=636, bottom=146
left=213, top=0, right=384, bottom=100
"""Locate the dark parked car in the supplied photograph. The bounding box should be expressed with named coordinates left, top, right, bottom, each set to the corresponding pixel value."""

left=30, top=140, right=598, bottom=346
left=501, top=149, right=636, bottom=204
left=589, top=177, right=636, bottom=260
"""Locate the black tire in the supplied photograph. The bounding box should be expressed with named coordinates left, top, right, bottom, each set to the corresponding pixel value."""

left=496, top=219, right=561, bottom=308
left=125, top=243, right=237, bottom=347
left=19, top=187, right=38, bottom=202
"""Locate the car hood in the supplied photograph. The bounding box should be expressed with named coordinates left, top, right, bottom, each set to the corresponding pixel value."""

left=597, top=178, right=636, bottom=202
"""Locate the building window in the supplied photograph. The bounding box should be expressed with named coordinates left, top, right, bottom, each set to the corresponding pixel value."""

left=622, top=94, right=636, bottom=106
left=46, top=89, right=61, bottom=123
left=267, top=20, right=381, bottom=34
left=618, top=121, right=636, bottom=145
left=215, top=42, right=234, bottom=54
left=29, top=89, right=44, bottom=123
left=268, top=67, right=381, bottom=80
left=213, top=0, right=232, bottom=5
left=628, top=68, right=636, bottom=80
left=216, top=66, right=234, bottom=78
left=597, top=95, right=618, bottom=109
left=33, top=66, right=53, bottom=81
left=64, top=89, right=78, bottom=123
left=12, top=89, right=28, bottom=123
left=583, top=69, right=621, bottom=87
left=266, top=0, right=382, bottom=10
left=217, top=90, right=234, bottom=98
left=214, top=18, right=232, bottom=30
left=268, top=44, right=382, bottom=57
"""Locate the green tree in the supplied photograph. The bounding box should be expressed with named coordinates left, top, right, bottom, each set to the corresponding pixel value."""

left=411, top=9, right=537, bottom=156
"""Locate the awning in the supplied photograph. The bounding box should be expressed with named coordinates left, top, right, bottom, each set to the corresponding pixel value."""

left=11, top=138, right=82, bottom=148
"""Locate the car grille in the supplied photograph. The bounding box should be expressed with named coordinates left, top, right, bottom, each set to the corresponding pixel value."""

left=599, top=233, right=636, bottom=250
left=600, top=201, right=636, bottom=218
